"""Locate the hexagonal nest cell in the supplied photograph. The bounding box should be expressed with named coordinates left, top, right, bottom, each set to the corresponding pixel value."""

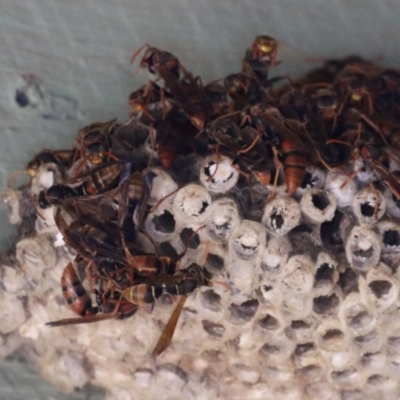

left=3, top=35, right=400, bottom=400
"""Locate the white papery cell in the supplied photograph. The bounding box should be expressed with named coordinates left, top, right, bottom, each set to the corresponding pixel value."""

left=315, top=319, right=350, bottom=353
left=359, top=262, right=399, bottom=311
left=313, top=252, right=338, bottom=295
left=352, top=186, right=386, bottom=225
left=146, top=167, right=179, bottom=207
left=325, top=170, right=357, bottom=208
left=199, top=154, right=239, bottom=193
left=300, top=188, right=337, bottom=224
left=338, top=293, right=377, bottom=337
left=377, top=220, right=400, bottom=255
left=229, top=220, right=265, bottom=261
left=173, top=183, right=212, bottom=223
left=260, top=236, right=292, bottom=275
left=279, top=255, right=314, bottom=295
left=262, top=195, right=301, bottom=236
left=205, top=198, right=240, bottom=242
left=345, top=225, right=381, bottom=272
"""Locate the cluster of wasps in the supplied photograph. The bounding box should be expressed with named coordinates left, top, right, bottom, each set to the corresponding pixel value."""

left=22, top=35, right=400, bottom=356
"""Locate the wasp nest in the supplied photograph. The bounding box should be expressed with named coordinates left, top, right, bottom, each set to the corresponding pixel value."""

left=2, top=36, right=400, bottom=400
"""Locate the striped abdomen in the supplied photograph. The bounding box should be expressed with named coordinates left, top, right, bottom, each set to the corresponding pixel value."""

left=84, top=163, right=123, bottom=194
left=281, top=139, right=306, bottom=195
left=122, top=283, right=163, bottom=306
left=61, top=262, right=97, bottom=317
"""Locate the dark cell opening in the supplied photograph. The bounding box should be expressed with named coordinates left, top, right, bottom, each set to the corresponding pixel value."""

left=297, top=365, right=322, bottom=378
left=338, top=268, right=359, bottom=297
left=353, top=247, right=373, bottom=258
left=361, top=352, right=379, bottom=367
left=260, top=343, right=280, bottom=355
left=291, top=320, right=310, bottom=330
left=360, top=202, right=375, bottom=217
left=311, top=192, right=330, bottom=211
left=392, top=194, right=400, bottom=208
left=331, top=369, right=356, bottom=382
left=202, top=320, right=225, bottom=337
left=152, top=210, right=176, bottom=233
left=158, top=242, right=178, bottom=257
left=315, top=263, right=334, bottom=285
left=294, top=343, right=315, bottom=357
left=204, top=161, right=216, bottom=178
left=205, top=253, right=224, bottom=272
left=367, top=374, right=386, bottom=386
left=355, top=330, right=377, bottom=344
left=258, top=314, right=280, bottom=330
left=229, top=299, right=259, bottom=321
left=200, top=289, right=222, bottom=312
left=383, top=230, right=400, bottom=246
left=313, top=293, right=339, bottom=314
left=15, top=90, right=29, bottom=107
left=270, top=211, right=284, bottom=230
left=322, top=329, right=344, bottom=341
left=348, top=311, right=372, bottom=330
left=368, top=280, right=392, bottom=299
left=199, top=201, right=209, bottom=214
left=387, top=336, right=400, bottom=347
left=179, top=227, right=200, bottom=249
left=300, top=171, right=316, bottom=189
left=320, top=210, right=343, bottom=247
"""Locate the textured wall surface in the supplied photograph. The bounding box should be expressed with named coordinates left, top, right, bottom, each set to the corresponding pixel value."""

left=2, top=0, right=400, bottom=397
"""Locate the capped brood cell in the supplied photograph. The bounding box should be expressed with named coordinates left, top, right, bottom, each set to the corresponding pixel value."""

left=172, top=183, right=212, bottom=223
left=199, top=154, right=239, bottom=193
left=229, top=219, right=265, bottom=262
left=279, top=255, right=314, bottom=295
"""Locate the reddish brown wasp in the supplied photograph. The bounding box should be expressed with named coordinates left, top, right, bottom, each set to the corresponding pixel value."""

left=242, top=35, right=279, bottom=84
left=46, top=257, right=138, bottom=327
left=204, top=81, right=233, bottom=119
left=71, top=120, right=119, bottom=177
left=131, top=44, right=181, bottom=79
left=132, top=45, right=209, bottom=130
left=242, top=104, right=311, bottom=194
left=7, top=149, right=74, bottom=187
left=121, top=263, right=212, bottom=356
left=224, top=73, right=260, bottom=108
